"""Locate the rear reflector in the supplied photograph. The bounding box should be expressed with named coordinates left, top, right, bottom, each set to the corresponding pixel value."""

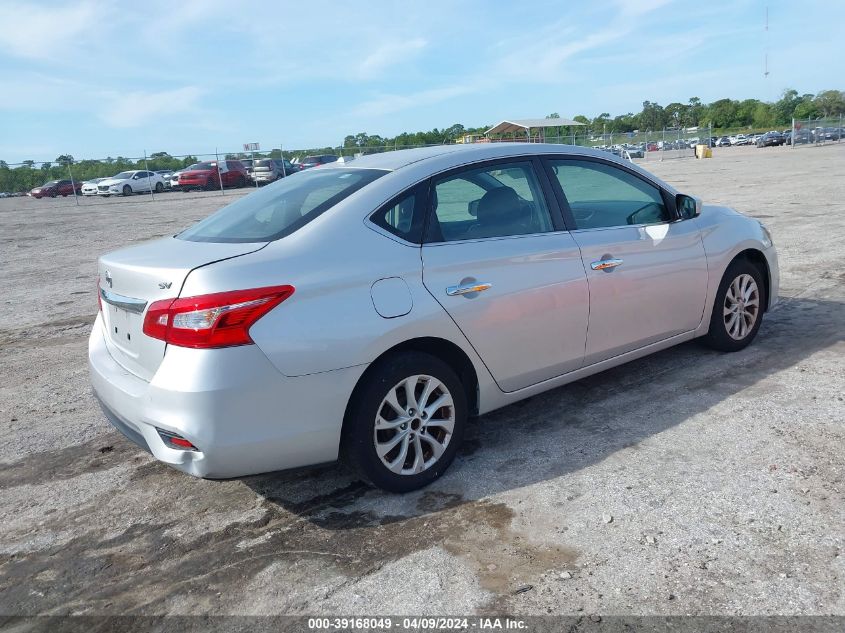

left=157, top=429, right=199, bottom=451
left=143, top=285, right=294, bottom=349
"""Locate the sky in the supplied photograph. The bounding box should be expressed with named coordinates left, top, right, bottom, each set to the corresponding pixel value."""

left=0, top=0, right=843, bottom=164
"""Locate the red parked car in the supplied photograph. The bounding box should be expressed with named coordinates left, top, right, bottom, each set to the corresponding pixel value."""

left=178, top=160, right=249, bottom=191
left=29, top=179, right=83, bottom=198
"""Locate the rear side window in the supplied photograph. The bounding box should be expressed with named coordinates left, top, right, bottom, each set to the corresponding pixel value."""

left=178, top=168, right=386, bottom=243
left=370, top=189, right=424, bottom=243
left=549, top=159, right=669, bottom=229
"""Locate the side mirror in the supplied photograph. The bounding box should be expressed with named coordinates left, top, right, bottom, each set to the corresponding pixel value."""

left=676, top=193, right=701, bottom=220
left=468, top=199, right=481, bottom=217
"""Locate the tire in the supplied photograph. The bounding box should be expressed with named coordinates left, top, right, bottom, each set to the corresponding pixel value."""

left=702, top=259, right=766, bottom=352
left=237, top=175, right=246, bottom=188
left=50, top=191, right=57, bottom=198
left=205, top=178, right=218, bottom=191
left=122, top=185, right=132, bottom=196
left=342, top=352, right=467, bottom=493
left=155, top=182, right=164, bottom=193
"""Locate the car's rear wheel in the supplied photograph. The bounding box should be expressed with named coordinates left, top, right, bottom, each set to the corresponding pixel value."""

left=702, top=260, right=766, bottom=352
left=343, top=352, right=467, bottom=492
left=122, top=185, right=132, bottom=196
left=236, top=175, right=246, bottom=188
left=155, top=182, right=164, bottom=193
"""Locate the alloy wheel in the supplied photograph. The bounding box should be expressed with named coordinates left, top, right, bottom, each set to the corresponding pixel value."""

left=723, top=273, right=760, bottom=340
left=373, top=374, right=455, bottom=476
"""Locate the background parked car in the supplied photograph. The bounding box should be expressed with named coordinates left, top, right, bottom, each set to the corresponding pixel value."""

left=757, top=132, right=785, bottom=147
left=81, top=177, right=108, bottom=196
left=29, top=179, right=82, bottom=198
left=98, top=171, right=165, bottom=196
left=155, top=170, right=175, bottom=189
left=178, top=160, right=249, bottom=191
left=299, top=154, right=339, bottom=169
left=252, top=158, right=284, bottom=185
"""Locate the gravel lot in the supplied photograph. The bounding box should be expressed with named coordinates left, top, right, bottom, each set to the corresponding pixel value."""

left=0, top=145, right=843, bottom=617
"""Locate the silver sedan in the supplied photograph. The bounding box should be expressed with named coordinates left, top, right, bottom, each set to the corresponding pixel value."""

left=89, top=143, right=779, bottom=492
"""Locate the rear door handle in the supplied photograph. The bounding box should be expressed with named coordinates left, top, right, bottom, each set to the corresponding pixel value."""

left=446, top=282, right=492, bottom=296
left=590, top=258, right=623, bottom=271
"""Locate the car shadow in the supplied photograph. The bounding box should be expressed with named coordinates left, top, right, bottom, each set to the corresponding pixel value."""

left=241, top=294, right=843, bottom=528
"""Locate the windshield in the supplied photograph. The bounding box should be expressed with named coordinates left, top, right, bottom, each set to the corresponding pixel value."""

left=240, top=159, right=253, bottom=167
left=178, top=168, right=386, bottom=243
left=189, top=162, right=216, bottom=171
left=113, top=172, right=134, bottom=179
left=255, top=159, right=274, bottom=168
left=42, top=181, right=59, bottom=186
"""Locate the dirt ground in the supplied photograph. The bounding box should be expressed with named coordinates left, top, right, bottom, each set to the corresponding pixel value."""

left=0, top=145, right=843, bottom=617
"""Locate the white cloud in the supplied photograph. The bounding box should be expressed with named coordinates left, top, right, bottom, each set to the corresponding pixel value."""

left=358, top=38, right=428, bottom=79
left=98, top=86, right=205, bottom=128
left=352, top=83, right=481, bottom=118
left=0, top=1, right=102, bottom=60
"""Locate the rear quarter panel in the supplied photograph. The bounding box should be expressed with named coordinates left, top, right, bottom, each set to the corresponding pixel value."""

left=179, top=201, right=493, bottom=387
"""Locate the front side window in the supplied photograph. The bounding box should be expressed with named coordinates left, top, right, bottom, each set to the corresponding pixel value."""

left=428, top=162, right=553, bottom=242
left=178, top=168, right=386, bottom=243
left=549, top=159, right=669, bottom=229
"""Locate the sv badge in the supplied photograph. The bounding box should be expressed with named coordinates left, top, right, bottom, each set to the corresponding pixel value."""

left=158, top=282, right=173, bottom=289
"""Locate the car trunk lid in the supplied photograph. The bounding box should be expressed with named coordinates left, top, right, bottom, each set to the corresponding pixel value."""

left=98, top=237, right=266, bottom=380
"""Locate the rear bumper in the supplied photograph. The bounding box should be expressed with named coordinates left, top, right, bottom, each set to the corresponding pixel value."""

left=88, top=314, right=365, bottom=478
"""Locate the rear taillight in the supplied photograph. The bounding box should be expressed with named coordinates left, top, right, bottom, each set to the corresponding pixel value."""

left=142, top=285, right=294, bottom=349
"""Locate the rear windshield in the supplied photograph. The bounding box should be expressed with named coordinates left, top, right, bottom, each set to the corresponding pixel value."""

left=177, top=168, right=386, bottom=243
left=255, top=159, right=274, bottom=167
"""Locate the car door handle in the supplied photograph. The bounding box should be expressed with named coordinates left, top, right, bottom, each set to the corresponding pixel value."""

left=590, top=258, right=624, bottom=271
left=446, top=282, right=493, bottom=296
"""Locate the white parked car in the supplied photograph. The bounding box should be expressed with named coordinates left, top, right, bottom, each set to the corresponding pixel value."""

left=169, top=171, right=183, bottom=189
left=81, top=178, right=108, bottom=196
left=97, top=170, right=165, bottom=196
left=155, top=170, right=175, bottom=189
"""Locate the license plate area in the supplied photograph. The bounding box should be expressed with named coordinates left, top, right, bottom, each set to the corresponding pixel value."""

left=106, top=305, right=141, bottom=356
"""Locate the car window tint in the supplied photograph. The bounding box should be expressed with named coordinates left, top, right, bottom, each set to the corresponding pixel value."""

left=550, top=159, right=669, bottom=229
left=370, top=192, right=421, bottom=242
left=429, top=162, right=552, bottom=242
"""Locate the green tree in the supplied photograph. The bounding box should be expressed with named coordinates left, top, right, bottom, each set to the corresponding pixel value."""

left=640, top=101, right=666, bottom=130
left=686, top=97, right=703, bottom=126
left=664, top=102, right=688, bottom=128
left=813, top=90, right=845, bottom=117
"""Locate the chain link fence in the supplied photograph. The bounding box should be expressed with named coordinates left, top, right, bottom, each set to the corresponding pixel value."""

left=790, top=116, right=845, bottom=147
left=1, top=128, right=720, bottom=209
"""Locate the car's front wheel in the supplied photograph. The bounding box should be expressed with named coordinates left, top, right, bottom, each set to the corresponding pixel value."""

left=155, top=182, right=164, bottom=193
left=702, top=260, right=766, bottom=352
left=122, top=185, right=132, bottom=196
left=343, top=352, right=467, bottom=492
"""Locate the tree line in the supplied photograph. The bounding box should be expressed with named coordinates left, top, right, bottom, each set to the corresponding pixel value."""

left=2, top=88, right=842, bottom=193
